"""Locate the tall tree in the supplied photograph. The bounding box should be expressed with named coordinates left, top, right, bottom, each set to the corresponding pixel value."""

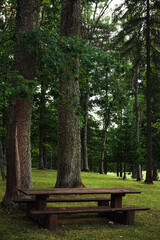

left=3, top=0, right=40, bottom=207
left=55, top=0, right=83, bottom=187
left=145, top=0, right=153, bottom=183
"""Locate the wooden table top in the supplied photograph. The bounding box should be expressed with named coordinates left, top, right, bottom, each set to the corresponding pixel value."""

left=18, top=187, right=141, bottom=196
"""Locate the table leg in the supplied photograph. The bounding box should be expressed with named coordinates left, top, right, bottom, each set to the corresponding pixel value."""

left=35, top=195, right=48, bottom=210
left=111, top=194, right=123, bottom=208
left=32, top=195, right=48, bottom=228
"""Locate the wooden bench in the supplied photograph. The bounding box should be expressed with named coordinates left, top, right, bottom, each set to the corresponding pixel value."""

left=30, top=206, right=150, bottom=229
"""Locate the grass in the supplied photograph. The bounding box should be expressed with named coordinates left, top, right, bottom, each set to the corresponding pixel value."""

left=0, top=169, right=160, bottom=240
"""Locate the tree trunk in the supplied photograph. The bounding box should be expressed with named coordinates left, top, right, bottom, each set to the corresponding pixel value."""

left=39, top=79, right=46, bottom=169
left=43, top=137, right=48, bottom=169
left=104, top=162, right=107, bottom=175
left=152, top=167, right=158, bottom=181
left=81, top=92, right=89, bottom=171
left=132, top=165, right=137, bottom=179
left=145, top=0, right=153, bottom=184
left=133, top=65, right=142, bottom=181
left=99, top=110, right=110, bottom=174
left=0, top=140, right=6, bottom=180
left=55, top=0, right=83, bottom=188
left=123, top=161, right=127, bottom=180
left=120, top=163, right=123, bottom=177
left=117, top=163, right=119, bottom=177
left=3, top=0, right=40, bottom=207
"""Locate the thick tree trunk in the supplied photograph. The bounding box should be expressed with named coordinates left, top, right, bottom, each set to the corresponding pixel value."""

left=4, top=98, right=33, bottom=206
left=3, top=0, right=40, bottom=207
left=81, top=92, right=89, bottom=171
left=55, top=0, right=83, bottom=188
left=145, top=0, right=153, bottom=184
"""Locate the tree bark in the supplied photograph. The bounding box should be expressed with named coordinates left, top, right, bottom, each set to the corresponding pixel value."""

left=55, top=0, right=83, bottom=188
left=3, top=0, right=40, bottom=207
left=145, top=0, right=153, bottom=184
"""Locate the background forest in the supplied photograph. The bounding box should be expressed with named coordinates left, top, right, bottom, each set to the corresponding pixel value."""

left=0, top=0, right=160, bottom=186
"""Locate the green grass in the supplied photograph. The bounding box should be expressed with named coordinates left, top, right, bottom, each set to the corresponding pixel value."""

left=0, top=169, right=160, bottom=240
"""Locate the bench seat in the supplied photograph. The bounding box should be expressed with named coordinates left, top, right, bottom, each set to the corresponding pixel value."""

left=30, top=206, right=150, bottom=229
left=30, top=206, right=149, bottom=215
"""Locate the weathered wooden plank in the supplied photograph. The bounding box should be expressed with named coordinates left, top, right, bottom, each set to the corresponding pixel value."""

left=13, top=197, right=111, bottom=203
left=18, top=187, right=141, bottom=196
left=30, top=206, right=150, bottom=215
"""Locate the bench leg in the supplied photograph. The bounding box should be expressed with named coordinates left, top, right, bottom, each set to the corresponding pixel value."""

left=121, top=211, right=135, bottom=225
left=45, top=215, right=58, bottom=230
left=106, top=211, right=135, bottom=225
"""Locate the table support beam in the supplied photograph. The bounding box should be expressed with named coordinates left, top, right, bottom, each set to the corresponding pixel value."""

left=111, top=194, right=124, bottom=208
left=35, top=195, right=48, bottom=210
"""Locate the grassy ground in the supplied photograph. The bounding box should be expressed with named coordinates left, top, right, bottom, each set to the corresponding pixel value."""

left=0, top=169, right=160, bottom=240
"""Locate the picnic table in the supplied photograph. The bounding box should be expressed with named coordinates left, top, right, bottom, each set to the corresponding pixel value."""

left=16, top=187, right=150, bottom=230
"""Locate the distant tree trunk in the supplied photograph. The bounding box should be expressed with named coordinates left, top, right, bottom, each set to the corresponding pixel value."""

left=99, top=125, right=107, bottom=174
left=145, top=0, right=153, bottom=184
left=81, top=92, right=89, bottom=171
left=132, top=165, right=137, bottom=179
left=3, top=0, right=40, bottom=207
left=39, top=79, right=46, bottom=169
left=99, top=106, right=110, bottom=174
left=104, top=162, right=107, bottom=175
left=132, top=65, right=142, bottom=180
left=120, top=163, right=123, bottom=177
left=152, top=167, right=158, bottom=181
left=117, top=163, right=119, bottom=177
left=55, top=0, right=83, bottom=188
left=123, top=161, right=127, bottom=180
left=43, top=136, right=48, bottom=169
left=0, top=140, right=6, bottom=180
